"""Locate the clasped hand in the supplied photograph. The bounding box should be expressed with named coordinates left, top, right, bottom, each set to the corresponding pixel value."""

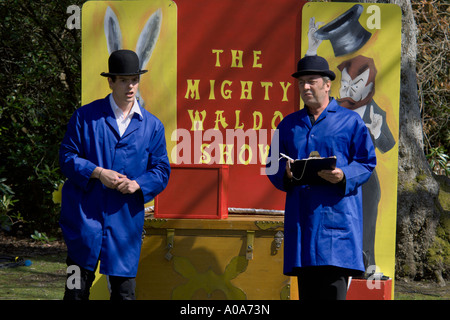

left=99, top=169, right=140, bottom=194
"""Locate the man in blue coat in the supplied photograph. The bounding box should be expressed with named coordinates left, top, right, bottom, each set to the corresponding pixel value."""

left=266, top=56, right=376, bottom=300
left=60, top=50, right=170, bottom=300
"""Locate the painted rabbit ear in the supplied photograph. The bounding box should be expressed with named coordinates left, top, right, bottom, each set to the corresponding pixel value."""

left=104, top=6, right=122, bottom=54
left=136, top=8, right=162, bottom=70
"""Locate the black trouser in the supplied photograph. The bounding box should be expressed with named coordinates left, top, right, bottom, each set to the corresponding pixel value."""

left=64, top=256, right=136, bottom=300
left=294, top=266, right=355, bottom=300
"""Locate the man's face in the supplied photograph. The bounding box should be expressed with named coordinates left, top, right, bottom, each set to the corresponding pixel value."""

left=108, top=75, right=140, bottom=106
left=298, top=75, right=331, bottom=108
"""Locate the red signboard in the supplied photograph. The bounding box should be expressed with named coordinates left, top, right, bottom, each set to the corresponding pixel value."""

left=174, top=0, right=306, bottom=210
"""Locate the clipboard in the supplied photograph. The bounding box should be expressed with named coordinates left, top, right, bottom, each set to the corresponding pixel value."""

left=280, top=152, right=337, bottom=185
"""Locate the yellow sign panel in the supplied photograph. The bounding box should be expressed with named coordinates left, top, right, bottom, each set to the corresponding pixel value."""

left=301, top=2, right=401, bottom=295
left=81, top=0, right=177, bottom=160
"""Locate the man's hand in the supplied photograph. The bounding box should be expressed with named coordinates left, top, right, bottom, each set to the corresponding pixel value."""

left=116, top=178, right=141, bottom=194
left=98, top=168, right=127, bottom=189
left=93, top=167, right=141, bottom=194
left=286, top=159, right=294, bottom=179
left=318, top=168, right=344, bottom=184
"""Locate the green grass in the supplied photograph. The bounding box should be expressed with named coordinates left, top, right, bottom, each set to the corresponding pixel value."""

left=395, top=292, right=447, bottom=300
left=0, top=251, right=448, bottom=300
left=394, top=281, right=450, bottom=300
left=0, top=253, right=66, bottom=300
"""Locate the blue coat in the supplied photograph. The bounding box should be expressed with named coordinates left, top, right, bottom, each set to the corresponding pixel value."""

left=59, top=95, right=170, bottom=277
left=267, top=98, right=376, bottom=275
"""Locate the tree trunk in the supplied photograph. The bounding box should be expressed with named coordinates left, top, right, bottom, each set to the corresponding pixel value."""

left=391, top=0, right=440, bottom=280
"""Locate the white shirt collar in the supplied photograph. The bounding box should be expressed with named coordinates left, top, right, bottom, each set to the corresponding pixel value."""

left=109, top=94, right=143, bottom=136
left=109, top=94, right=142, bottom=120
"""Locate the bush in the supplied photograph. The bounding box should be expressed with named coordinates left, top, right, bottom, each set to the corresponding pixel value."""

left=0, top=0, right=83, bottom=234
left=413, top=1, right=450, bottom=155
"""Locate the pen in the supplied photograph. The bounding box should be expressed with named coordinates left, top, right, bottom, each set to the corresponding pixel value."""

left=279, top=153, right=294, bottom=161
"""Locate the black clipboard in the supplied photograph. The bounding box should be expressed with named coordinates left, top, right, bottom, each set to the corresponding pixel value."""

left=281, top=152, right=337, bottom=185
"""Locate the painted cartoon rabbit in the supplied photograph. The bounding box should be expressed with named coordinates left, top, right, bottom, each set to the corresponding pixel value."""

left=104, top=6, right=162, bottom=107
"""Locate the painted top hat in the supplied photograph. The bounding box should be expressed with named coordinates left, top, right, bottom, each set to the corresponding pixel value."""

left=314, top=4, right=372, bottom=57
left=292, top=55, right=336, bottom=80
left=101, top=49, right=148, bottom=77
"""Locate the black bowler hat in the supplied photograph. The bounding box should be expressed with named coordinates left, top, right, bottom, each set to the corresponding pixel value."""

left=291, top=55, right=336, bottom=80
left=100, top=49, right=148, bottom=77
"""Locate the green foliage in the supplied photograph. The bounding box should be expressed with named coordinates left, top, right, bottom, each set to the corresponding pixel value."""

left=426, top=146, right=450, bottom=176
left=0, top=0, right=84, bottom=234
left=0, top=194, right=17, bottom=232
left=413, top=0, right=450, bottom=155
left=30, top=230, right=56, bottom=243
left=0, top=178, right=24, bottom=232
